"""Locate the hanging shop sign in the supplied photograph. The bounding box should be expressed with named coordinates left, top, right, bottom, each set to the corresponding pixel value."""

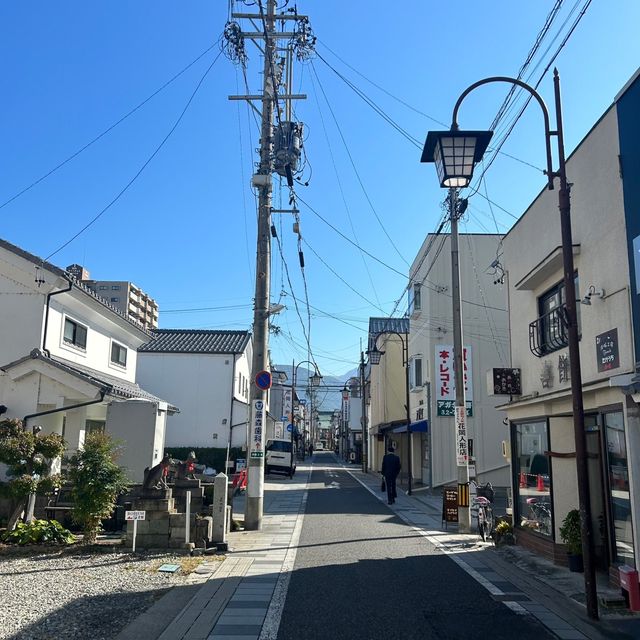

left=488, top=367, right=522, bottom=395
left=435, top=345, right=473, bottom=416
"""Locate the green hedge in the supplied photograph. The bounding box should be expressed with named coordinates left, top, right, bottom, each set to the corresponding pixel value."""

left=165, top=447, right=245, bottom=472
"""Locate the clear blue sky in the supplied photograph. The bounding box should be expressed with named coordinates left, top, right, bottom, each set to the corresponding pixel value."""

left=2, top=1, right=639, bottom=377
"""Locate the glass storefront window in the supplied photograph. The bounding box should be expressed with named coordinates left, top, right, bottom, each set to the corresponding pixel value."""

left=605, top=411, right=634, bottom=565
left=514, top=420, right=552, bottom=536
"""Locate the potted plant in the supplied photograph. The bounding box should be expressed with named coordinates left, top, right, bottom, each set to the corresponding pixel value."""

left=559, top=509, right=583, bottom=572
left=494, top=519, right=515, bottom=546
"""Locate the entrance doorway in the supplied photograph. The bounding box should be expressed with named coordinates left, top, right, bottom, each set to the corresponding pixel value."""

left=584, top=414, right=608, bottom=569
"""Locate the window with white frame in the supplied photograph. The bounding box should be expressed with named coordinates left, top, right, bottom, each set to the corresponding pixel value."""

left=110, top=342, right=127, bottom=367
left=409, top=282, right=422, bottom=315
left=410, top=356, right=423, bottom=389
left=63, top=317, right=87, bottom=350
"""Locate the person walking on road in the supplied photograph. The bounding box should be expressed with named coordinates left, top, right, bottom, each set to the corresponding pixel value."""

left=308, top=443, right=314, bottom=458
left=381, top=444, right=401, bottom=505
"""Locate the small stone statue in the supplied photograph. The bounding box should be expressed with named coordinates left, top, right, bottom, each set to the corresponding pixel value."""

left=142, top=453, right=171, bottom=490
left=176, top=451, right=198, bottom=480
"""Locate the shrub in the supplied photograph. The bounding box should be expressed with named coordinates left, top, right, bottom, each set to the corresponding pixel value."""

left=67, top=432, right=129, bottom=544
left=495, top=520, right=513, bottom=536
left=559, top=509, right=582, bottom=555
left=1, top=518, right=75, bottom=545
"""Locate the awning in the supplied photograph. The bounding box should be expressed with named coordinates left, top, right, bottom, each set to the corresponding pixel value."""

left=392, top=419, right=428, bottom=434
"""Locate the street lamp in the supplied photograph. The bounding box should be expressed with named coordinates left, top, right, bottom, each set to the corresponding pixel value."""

left=368, top=331, right=413, bottom=495
left=292, top=360, right=322, bottom=455
left=421, top=71, right=597, bottom=620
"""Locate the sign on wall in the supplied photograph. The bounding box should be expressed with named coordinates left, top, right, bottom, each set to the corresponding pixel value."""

left=596, top=328, right=620, bottom=372
left=455, top=405, right=468, bottom=465
left=489, top=368, right=522, bottom=395
left=250, top=399, right=265, bottom=458
left=435, top=345, right=473, bottom=416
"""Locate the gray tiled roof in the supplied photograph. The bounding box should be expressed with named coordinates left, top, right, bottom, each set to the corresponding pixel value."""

left=1, top=350, right=178, bottom=411
left=368, top=317, right=410, bottom=351
left=139, top=329, right=251, bottom=354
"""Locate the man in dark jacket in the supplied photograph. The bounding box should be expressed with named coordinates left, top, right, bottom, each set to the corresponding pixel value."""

left=381, top=445, right=401, bottom=505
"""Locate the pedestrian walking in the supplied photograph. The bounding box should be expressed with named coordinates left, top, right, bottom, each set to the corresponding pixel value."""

left=381, top=444, right=401, bottom=505
left=308, top=443, right=314, bottom=457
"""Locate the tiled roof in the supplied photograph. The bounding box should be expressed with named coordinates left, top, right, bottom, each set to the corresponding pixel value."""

left=368, top=317, right=409, bottom=351
left=0, top=237, right=150, bottom=337
left=1, top=350, right=178, bottom=412
left=139, top=329, right=251, bottom=354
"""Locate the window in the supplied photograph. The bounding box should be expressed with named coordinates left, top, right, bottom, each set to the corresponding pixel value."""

left=513, top=420, right=552, bottom=537
left=604, top=411, right=634, bottom=564
left=409, top=282, right=422, bottom=314
left=63, top=318, right=87, bottom=349
left=99, top=285, right=108, bottom=290
left=532, top=275, right=580, bottom=356
left=410, top=356, right=423, bottom=389
left=85, top=419, right=105, bottom=435
left=110, top=342, right=127, bottom=367
left=110, top=297, right=120, bottom=303
left=111, top=285, right=121, bottom=290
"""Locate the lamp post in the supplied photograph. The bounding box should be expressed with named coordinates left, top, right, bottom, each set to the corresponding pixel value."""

left=292, top=361, right=322, bottom=457
left=421, top=71, right=597, bottom=620
left=368, top=331, right=413, bottom=495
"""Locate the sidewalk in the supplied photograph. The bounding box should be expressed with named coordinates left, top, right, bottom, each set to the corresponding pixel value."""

left=348, top=463, right=640, bottom=640
left=117, top=459, right=639, bottom=640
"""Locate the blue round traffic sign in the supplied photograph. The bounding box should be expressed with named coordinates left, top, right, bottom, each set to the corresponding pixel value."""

left=286, top=424, right=294, bottom=432
left=255, top=370, right=272, bottom=390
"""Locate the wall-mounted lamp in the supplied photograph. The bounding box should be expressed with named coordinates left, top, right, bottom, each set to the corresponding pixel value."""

left=581, top=285, right=605, bottom=306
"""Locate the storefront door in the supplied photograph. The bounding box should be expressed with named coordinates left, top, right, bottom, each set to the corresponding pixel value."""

left=584, top=415, right=608, bottom=569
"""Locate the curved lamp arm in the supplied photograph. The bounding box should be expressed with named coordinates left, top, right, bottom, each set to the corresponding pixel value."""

left=451, top=76, right=555, bottom=189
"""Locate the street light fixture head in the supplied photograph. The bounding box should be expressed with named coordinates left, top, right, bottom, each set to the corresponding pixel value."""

left=366, top=346, right=385, bottom=365
left=309, top=371, right=323, bottom=387
left=422, top=129, right=493, bottom=188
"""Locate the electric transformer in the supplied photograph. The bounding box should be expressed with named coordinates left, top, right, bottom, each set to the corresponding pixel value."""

left=273, top=121, right=303, bottom=177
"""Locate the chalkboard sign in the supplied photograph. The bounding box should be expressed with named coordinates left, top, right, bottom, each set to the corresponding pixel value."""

left=442, top=486, right=458, bottom=527
left=596, top=328, right=619, bottom=373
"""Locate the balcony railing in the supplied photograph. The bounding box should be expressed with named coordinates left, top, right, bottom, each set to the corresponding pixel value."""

left=529, top=305, right=569, bottom=357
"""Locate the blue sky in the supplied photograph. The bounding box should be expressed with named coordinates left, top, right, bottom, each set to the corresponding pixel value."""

left=2, top=1, right=639, bottom=378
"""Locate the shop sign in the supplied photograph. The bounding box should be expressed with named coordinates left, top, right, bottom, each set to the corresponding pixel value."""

left=435, top=345, right=473, bottom=416
left=596, top=328, right=620, bottom=372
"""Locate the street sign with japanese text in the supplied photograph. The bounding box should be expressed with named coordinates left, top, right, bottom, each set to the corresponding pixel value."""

left=125, top=510, right=146, bottom=521
left=250, top=399, right=265, bottom=458
left=455, top=405, right=468, bottom=466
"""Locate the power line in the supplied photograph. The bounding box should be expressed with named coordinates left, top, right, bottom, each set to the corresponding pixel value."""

left=0, top=41, right=221, bottom=212
left=44, top=49, right=224, bottom=262
left=310, top=60, right=410, bottom=267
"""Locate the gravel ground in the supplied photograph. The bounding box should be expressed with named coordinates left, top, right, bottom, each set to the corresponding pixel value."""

left=0, top=545, right=201, bottom=640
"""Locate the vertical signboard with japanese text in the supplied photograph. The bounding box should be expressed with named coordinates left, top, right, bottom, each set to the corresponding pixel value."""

left=455, top=405, right=468, bottom=465
left=435, top=345, right=473, bottom=416
left=250, top=399, right=265, bottom=458
left=596, top=328, right=620, bottom=372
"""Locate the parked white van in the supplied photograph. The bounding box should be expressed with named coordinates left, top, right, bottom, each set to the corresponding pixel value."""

left=265, top=439, right=296, bottom=477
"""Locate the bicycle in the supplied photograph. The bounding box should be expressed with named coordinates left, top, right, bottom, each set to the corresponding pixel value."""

left=471, top=481, right=495, bottom=542
left=524, top=497, right=552, bottom=535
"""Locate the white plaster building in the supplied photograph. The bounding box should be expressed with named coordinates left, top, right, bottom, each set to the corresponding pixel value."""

left=137, top=329, right=252, bottom=449
left=408, top=233, right=510, bottom=489
left=499, top=70, right=640, bottom=573
left=0, top=238, right=175, bottom=483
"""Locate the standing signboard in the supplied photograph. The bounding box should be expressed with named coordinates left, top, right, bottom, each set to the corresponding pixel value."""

left=435, top=345, right=473, bottom=416
left=442, top=486, right=458, bottom=527
left=125, top=510, right=146, bottom=553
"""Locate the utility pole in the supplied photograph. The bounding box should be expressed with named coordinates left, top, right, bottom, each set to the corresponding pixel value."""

left=244, top=0, right=276, bottom=530
left=449, top=188, right=471, bottom=533
left=360, top=350, right=367, bottom=473
left=227, top=1, right=311, bottom=530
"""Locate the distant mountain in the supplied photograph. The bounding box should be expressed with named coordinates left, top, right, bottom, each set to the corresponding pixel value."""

left=274, top=365, right=359, bottom=412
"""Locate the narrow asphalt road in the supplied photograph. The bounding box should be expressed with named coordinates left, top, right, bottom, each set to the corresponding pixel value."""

left=276, top=452, right=554, bottom=640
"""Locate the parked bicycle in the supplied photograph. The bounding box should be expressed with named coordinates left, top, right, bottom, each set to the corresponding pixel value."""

left=471, top=481, right=495, bottom=542
left=523, top=497, right=552, bottom=535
